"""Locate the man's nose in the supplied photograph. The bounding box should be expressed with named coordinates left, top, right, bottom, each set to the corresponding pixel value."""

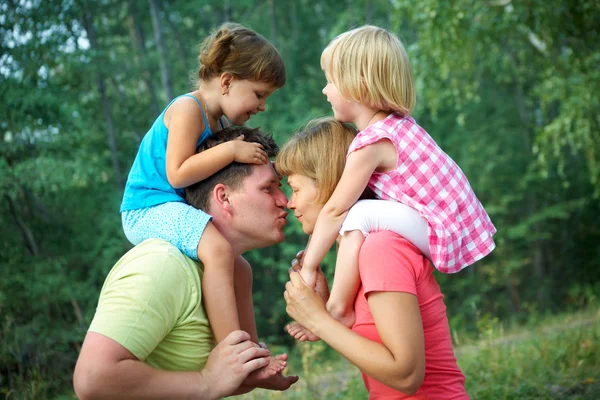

left=273, top=189, right=288, bottom=207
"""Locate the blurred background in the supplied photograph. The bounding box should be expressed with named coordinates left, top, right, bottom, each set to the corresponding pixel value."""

left=1, top=0, right=599, bottom=398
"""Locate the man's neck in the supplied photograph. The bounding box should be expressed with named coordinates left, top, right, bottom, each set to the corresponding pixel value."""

left=210, top=220, right=250, bottom=257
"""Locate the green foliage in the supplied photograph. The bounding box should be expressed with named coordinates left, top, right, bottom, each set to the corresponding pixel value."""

left=239, top=311, right=600, bottom=399
left=1, top=0, right=599, bottom=397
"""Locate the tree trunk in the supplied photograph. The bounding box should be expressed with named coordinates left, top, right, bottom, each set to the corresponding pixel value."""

left=288, top=0, right=298, bottom=79
left=127, top=0, right=160, bottom=115
left=268, top=0, right=277, bottom=48
left=164, top=12, right=190, bottom=63
left=346, top=0, right=354, bottom=28
left=149, top=0, right=174, bottom=101
left=365, top=0, right=373, bottom=24
left=5, top=194, right=39, bottom=256
left=82, top=6, right=122, bottom=188
left=223, top=0, right=233, bottom=22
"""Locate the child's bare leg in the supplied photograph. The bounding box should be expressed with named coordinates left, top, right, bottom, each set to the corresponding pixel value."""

left=326, top=230, right=363, bottom=328
left=197, top=222, right=240, bottom=343
left=234, top=256, right=259, bottom=343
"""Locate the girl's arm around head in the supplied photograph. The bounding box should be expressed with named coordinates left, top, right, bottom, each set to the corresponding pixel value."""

left=301, top=139, right=397, bottom=274
left=284, top=271, right=425, bottom=394
left=164, top=98, right=267, bottom=189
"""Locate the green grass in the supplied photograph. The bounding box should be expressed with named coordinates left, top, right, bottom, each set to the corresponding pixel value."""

left=242, top=309, right=600, bottom=399
left=4, top=310, right=598, bottom=399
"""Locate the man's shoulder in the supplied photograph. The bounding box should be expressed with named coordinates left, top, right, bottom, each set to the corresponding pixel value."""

left=114, top=239, right=202, bottom=276
left=127, top=238, right=191, bottom=259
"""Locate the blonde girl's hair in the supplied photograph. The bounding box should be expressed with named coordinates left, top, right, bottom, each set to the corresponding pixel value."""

left=196, top=22, right=286, bottom=88
left=276, top=117, right=357, bottom=205
left=321, top=25, right=415, bottom=116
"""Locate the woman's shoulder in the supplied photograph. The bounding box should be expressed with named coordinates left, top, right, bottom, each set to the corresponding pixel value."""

left=360, top=231, right=429, bottom=281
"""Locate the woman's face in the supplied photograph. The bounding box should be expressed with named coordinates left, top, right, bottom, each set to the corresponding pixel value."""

left=286, top=174, right=324, bottom=235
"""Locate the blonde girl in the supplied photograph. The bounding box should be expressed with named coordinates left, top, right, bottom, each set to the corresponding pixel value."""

left=120, top=23, right=285, bottom=344
left=298, top=25, right=496, bottom=329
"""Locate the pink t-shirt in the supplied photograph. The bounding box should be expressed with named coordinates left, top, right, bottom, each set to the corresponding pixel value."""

left=352, top=231, right=469, bottom=400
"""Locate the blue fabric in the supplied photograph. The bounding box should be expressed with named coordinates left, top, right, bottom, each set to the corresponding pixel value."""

left=120, top=94, right=212, bottom=212
left=122, top=202, right=212, bottom=261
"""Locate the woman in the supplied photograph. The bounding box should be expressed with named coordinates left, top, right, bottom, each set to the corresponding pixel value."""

left=276, top=117, right=469, bottom=399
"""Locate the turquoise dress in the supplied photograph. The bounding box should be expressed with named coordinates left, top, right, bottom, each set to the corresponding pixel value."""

left=120, top=94, right=225, bottom=260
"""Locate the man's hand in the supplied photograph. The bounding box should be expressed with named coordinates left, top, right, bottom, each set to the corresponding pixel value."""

left=199, top=330, right=270, bottom=400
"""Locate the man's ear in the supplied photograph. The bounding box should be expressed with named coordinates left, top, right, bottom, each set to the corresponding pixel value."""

left=213, top=183, right=234, bottom=215
left=220, top=72, right=233, bottom=95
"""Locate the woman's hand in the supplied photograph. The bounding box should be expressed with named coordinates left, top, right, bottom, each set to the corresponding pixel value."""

left=284, top=271, right=330, bottom=332
left=289, top=250, right=330, bottom=303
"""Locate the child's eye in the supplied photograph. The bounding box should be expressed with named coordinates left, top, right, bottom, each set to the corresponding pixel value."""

left=256, top=93, right=264, bottom=99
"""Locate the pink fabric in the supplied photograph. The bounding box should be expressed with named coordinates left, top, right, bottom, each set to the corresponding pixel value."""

left=348, top=113, right=496, bottom=273
left=353, top=231, right=469, bottom=400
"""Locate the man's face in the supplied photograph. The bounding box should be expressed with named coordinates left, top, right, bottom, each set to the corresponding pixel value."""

left=228, top=163, right=288, bottom=248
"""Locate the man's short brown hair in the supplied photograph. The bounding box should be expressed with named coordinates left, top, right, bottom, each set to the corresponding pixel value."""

left=185, top=126, right=279, bottom=212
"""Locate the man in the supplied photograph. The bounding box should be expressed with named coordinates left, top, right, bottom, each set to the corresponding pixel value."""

left=73, top=126, right=297, bottom=399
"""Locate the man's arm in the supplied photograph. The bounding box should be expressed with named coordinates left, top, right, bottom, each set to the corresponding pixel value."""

left=73, top=330, right=270, bottom=400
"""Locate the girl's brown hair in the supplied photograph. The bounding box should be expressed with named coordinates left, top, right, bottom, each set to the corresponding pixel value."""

left=196, top=23, right=286, bottom=88
left=276, top=117, right=357, bottom=205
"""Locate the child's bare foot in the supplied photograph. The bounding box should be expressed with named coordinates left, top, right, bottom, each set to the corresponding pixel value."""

left=268, top=353, right=287, bottom=374
left=285, top=322, right=320, bottom=342
left=255, top=371, right=299, bottom=391
left=244, top=353, right=288, bottom=385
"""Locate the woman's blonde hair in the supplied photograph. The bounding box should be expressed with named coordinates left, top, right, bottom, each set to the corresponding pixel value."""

left=276, top=117, right=357, bottom=205
left=321, top=25, right=415, bottom=116
left=195, top=22, right=286, bottom=88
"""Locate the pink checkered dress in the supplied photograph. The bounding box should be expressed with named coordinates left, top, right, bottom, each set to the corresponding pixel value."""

left=348, top=113, right=496, bottom=273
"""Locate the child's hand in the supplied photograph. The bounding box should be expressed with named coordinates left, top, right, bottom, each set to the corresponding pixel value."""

left=230, top=135, right=268, bottom=164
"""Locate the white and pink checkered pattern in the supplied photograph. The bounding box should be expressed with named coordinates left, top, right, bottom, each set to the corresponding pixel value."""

left=348, top=113, right=496, bottom=273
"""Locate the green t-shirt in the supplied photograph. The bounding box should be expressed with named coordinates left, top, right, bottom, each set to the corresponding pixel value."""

left=89, top=238, right=215, bottom=371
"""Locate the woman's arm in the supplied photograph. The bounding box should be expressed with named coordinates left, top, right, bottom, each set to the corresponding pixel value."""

left=284, top=271, right=425, bottom=394
left=300, top=140, right=396, bottom=279
left=165, top=98, right=267, bottom=189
